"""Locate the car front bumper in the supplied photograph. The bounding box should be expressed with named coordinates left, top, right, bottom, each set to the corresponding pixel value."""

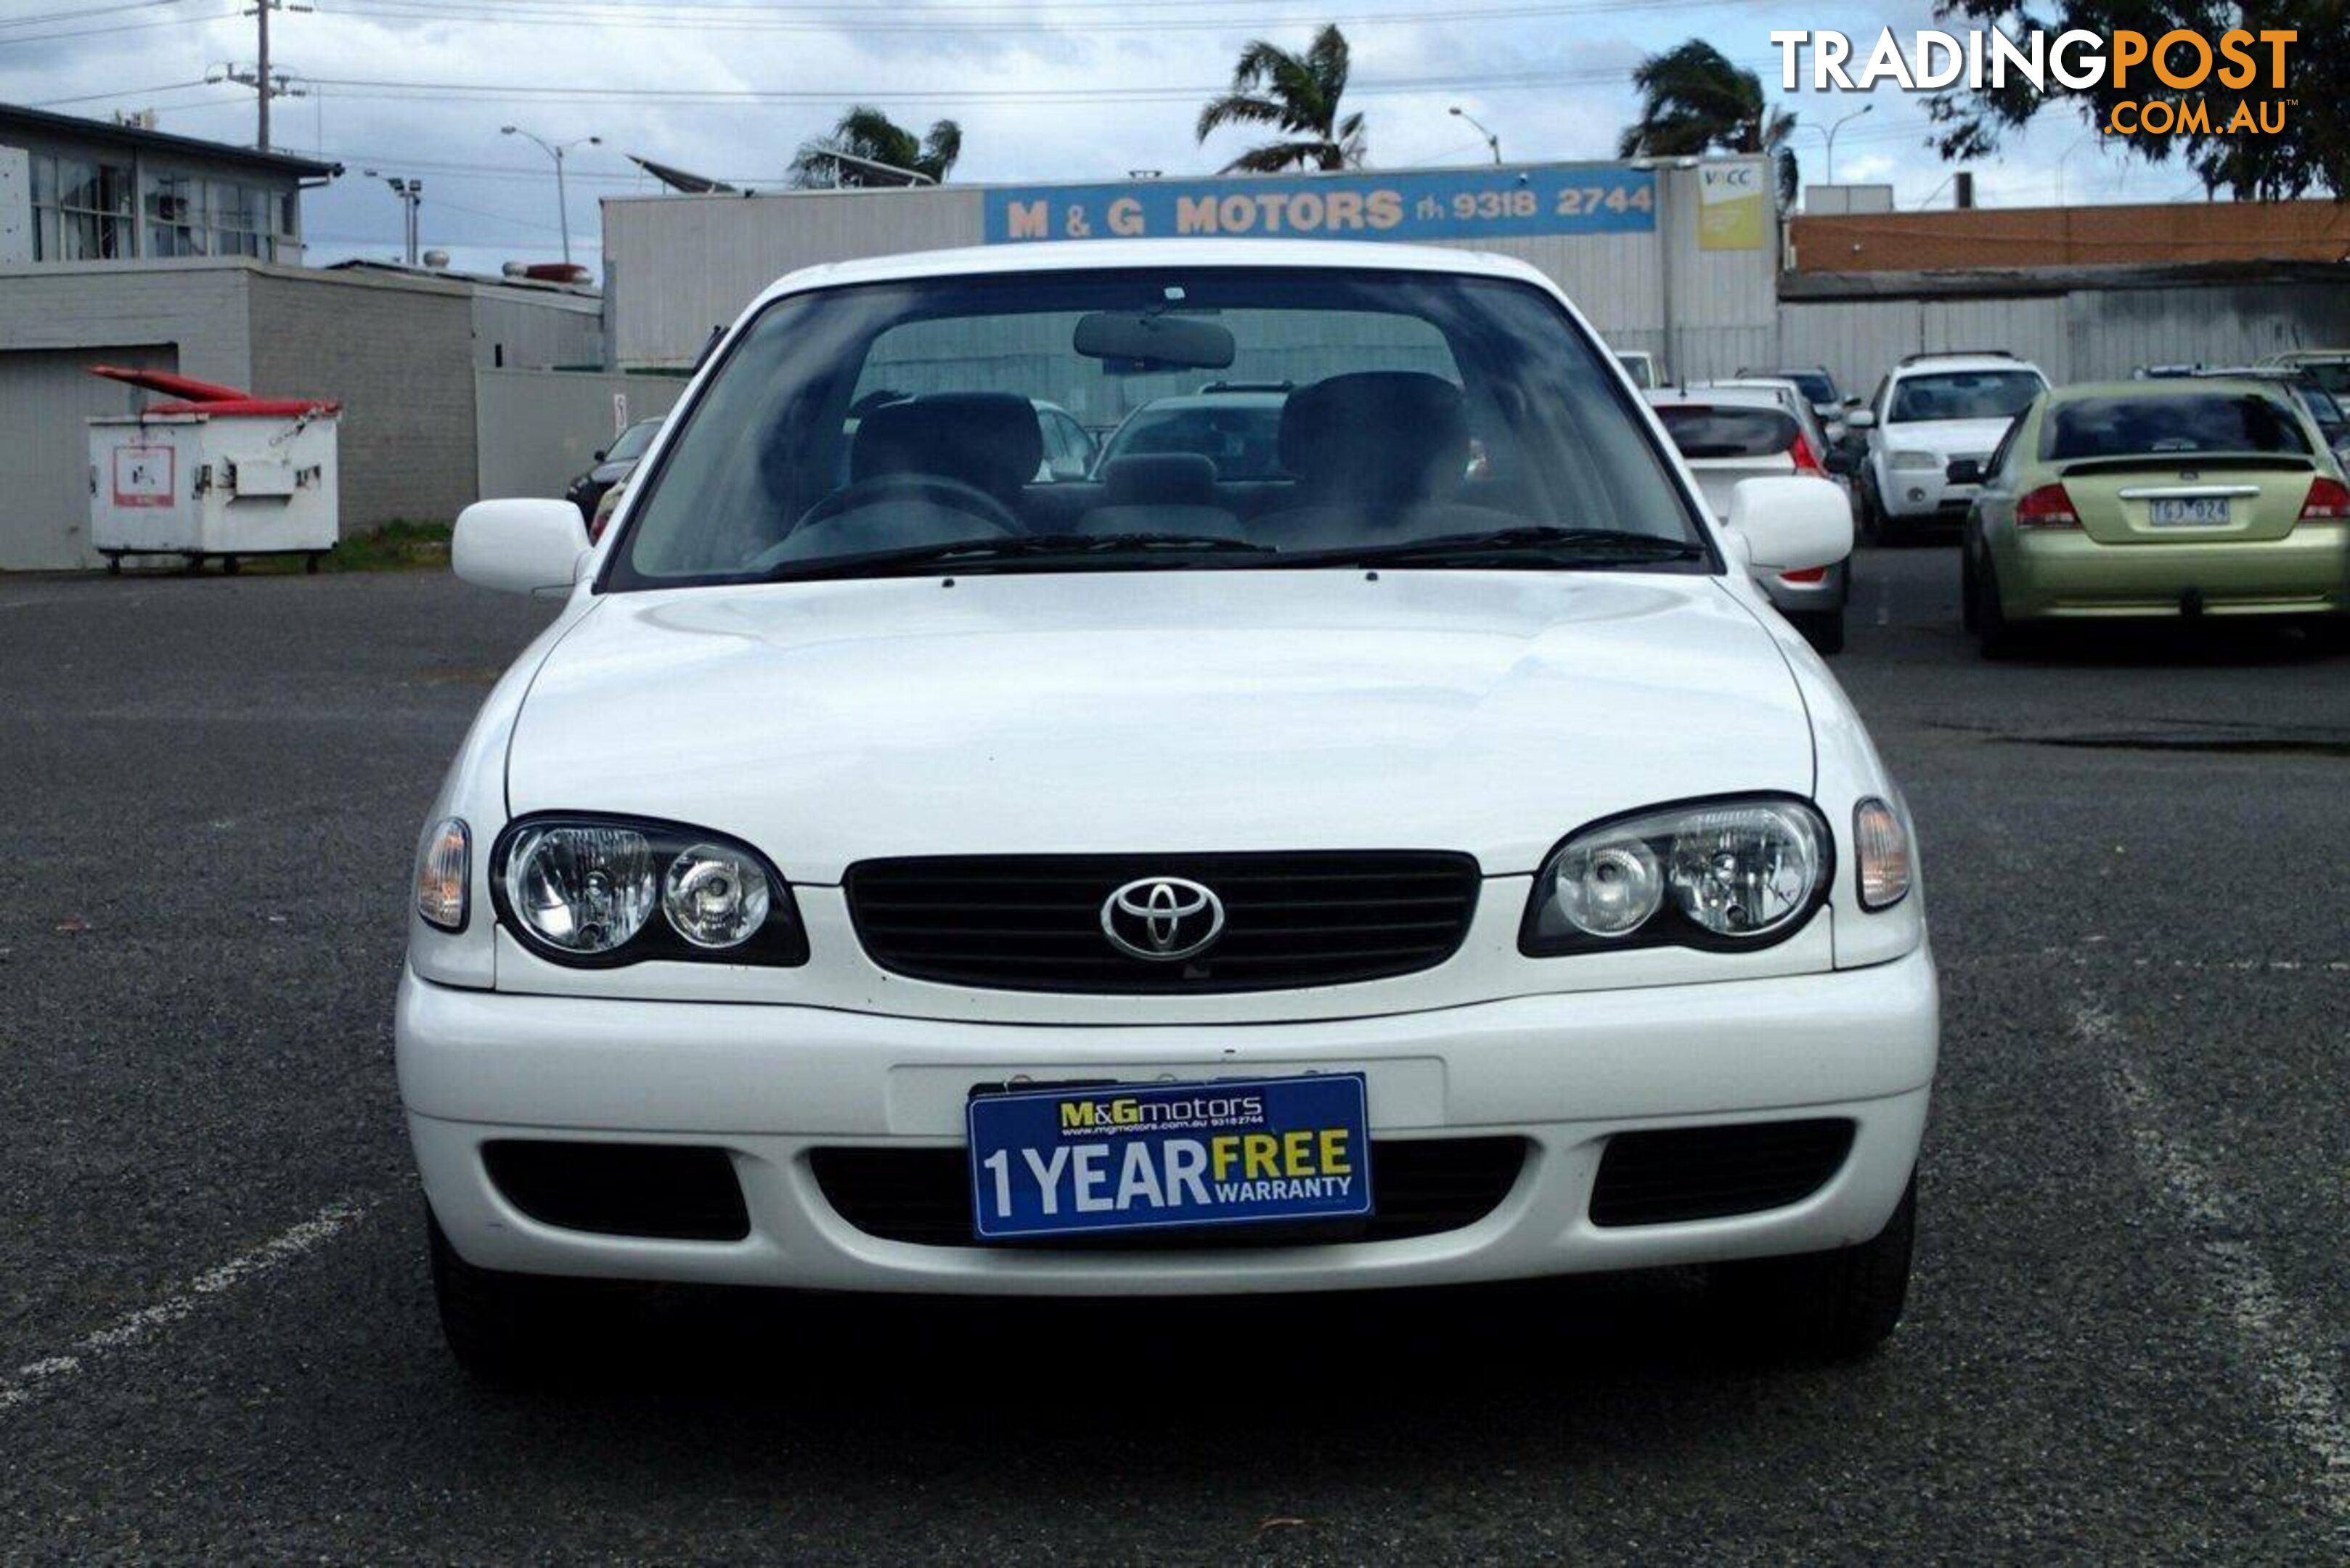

left=399, top=947, right=1936, bottom=1296
left=1880, top=470, right=1976, bottom=520
left=2001, top=523, right=2350, bottom=620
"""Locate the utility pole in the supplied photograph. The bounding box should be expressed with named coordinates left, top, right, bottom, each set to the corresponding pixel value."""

left=255, top=0, right=269, bottom=149
left=232, top=1, right=310, bottom=150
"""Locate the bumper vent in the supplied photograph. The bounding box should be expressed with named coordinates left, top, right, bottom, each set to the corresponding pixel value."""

left=1588, top=1119, right=1854, bottom=1228
left=483, top=1140, right=750, bottom=1241
left=844, top=851, right=1481, bottom=993
left=811, top=1138, right=1526, bottom=1249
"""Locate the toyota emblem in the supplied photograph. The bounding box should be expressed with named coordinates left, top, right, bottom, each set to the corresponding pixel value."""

left=1100, top=876, right=1225, bottom=962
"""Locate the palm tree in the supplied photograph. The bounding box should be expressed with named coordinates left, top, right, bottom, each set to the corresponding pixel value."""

left=790, top=105, right=963, bottom=187
left=1195, top=24, right=1367, bottom=173
left=1617, top=41, right=1798, bottom=205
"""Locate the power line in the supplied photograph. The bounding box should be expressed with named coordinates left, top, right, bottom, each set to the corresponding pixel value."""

left=0, top=8, right=238, bottom=46
left=0, top=0, right=193, bottom=28
left=26, top=78, right=212, bottom=107
left=326, top=0, right=1740, bottom=31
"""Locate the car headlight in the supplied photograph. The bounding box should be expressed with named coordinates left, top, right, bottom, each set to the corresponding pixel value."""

left=491, top=814, right=804, bottom=967
left=1522, top=796, right=1831, bottom=954
left=1889, top=449, right=1942, bottom=470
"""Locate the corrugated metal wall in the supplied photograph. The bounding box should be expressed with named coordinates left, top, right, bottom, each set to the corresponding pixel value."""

left=600, top=163, right=1780, bottom=378
left=475, top=367, right=684, bottom=500
left=1782, top=277, right=2350, bottom=401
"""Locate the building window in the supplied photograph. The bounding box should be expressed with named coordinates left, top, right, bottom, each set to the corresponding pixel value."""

left=30, top=155, right=134, bottom=260
left=144, top=172, right=206, bottom=257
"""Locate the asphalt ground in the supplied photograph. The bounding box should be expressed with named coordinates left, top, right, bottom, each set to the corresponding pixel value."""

left=1, top=551, right=2344, bottom=1561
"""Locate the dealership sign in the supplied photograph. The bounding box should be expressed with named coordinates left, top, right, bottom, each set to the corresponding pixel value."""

left=984, top=165, right=1658, bottom=246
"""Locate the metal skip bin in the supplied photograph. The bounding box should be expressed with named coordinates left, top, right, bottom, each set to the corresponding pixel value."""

left=86, top=365, right=341, bottom=574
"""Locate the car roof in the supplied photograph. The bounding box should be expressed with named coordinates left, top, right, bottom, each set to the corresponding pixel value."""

left=2049, top=377, right=2301, bottom=402
left=1645, top=386, right=1794, bottom=412
left=755, top=237, right=1551, bottom=305
left=1894, top=356, right=2042, bottom=377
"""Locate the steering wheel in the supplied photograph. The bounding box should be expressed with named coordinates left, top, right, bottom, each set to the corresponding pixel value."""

left=792, top=471, right=1023, bottom=538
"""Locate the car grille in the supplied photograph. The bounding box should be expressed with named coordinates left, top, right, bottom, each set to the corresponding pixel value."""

left=843, top=852, right=1482, bottom=993
left=810, top=1138, right=1527, bottom=1249
left=1587, top=1119, right=1854, bottom=1227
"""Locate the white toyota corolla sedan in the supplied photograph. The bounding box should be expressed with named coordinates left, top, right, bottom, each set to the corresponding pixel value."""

left=403, top=239, right=1935, bottom=1379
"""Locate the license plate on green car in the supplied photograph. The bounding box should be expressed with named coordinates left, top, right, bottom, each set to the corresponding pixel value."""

left=2150, top=497, right=2229, bottom=526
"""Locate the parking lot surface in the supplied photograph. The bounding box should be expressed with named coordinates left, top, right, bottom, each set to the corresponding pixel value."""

left=1, top=555, right=2344, bottom=1561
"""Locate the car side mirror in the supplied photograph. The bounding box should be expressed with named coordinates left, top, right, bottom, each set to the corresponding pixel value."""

left=1726, top=476, right=1853, bottom=573
left=1945, top=458, right=1985, bottom=486
left=453, top=498, right=590, bottom=595
left=592, top=448, right=607, bottom=462
left=1843, top=408, right=1876, bottom=430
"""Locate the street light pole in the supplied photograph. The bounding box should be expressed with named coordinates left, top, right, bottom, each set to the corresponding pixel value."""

left=1808, top=102, right=1874, bottom=186
left=502, top=125, right=601, bottom=268
left=1448, top=105, right=1501, bottom=165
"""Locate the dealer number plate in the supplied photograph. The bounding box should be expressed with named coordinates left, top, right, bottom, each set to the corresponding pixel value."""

left=2150, top=497, right=2229, bottom=526
left=966, top=1073, right=1373, bottom=1241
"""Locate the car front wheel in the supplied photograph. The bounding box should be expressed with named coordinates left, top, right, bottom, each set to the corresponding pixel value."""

left=428, top=1208, right=572, bottom=1386
left=1708, top=1175, right=1916, bottom=1360
left=1792, top=608, right=1845, bottom=656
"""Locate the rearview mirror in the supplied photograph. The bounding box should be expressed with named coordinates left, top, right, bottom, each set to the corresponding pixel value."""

left=1074, top=311, right=1235, bottom=371
left=1843, top=408, right=1876, bottom=430
left=1726, top=476, right=1853, bottom=573
left=1945, top=457, right=1984, bottom=486
left=453, top=498, right=589, bottom=595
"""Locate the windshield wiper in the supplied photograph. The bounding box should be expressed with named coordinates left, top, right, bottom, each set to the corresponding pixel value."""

left=1266, top=526, right=1709, bottom=571
left=758, top=531, right=1272, bottom=582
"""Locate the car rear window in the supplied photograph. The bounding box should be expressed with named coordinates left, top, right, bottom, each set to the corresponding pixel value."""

left=2045, top=393, right=2313, bottom=461
left=1654, top=404, right=1798, bottom=459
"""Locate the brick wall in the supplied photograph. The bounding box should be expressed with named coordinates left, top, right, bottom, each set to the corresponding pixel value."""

left=244, top=268, right=477, bottom=531
left=1791, top=200, right=2350, bottom=274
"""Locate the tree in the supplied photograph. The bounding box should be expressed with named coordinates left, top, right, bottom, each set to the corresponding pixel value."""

left=790, top=106, right=962, bottom=187
left=1923, top=3, right=2344, bottom=200
left=1618, top=40, right=1800, bottom=206
left=1196, top=24, right=1368, bottom=173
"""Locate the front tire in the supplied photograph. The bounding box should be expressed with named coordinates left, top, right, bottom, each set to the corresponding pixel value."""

left=1709, top=1176, right=1916, bottom=1360
left=428, top=1208, right=568, bottom=1386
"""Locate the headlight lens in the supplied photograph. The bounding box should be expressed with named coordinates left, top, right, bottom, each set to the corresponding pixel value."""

left=663, top=843, right=771, bottom=948
left=492, top=814, right=804, bottom=967
left=1889, top=449, right=1942, bottom=470
left=1522, top=796, right=1830, bottom=954
left=505, top=823, right=657, bottom=953
left=415, top=817, right=470, bottom=932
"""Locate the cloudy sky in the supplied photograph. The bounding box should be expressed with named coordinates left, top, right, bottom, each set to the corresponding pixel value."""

left=1, top=0, right=2201, bottom=277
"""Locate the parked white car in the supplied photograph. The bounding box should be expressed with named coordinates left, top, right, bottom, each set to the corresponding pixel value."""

left=409, top=239, right=1933, bottom=1381
left=1647, top=383, right=1853, bottom=655
left=1851, top=352, right=2049, bottom=542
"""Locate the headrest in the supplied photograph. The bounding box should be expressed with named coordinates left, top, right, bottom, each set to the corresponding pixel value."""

left=852, top=393, right=1043, bottom=499
left=1277, top=372, right=1468, bottom=502
left=1102, top=452, right=1217, bottom=508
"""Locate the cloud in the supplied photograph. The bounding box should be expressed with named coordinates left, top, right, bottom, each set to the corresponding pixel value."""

left=0, top=1, right=2173, bottom=272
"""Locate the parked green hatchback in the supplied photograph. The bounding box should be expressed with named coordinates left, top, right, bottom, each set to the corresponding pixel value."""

left=1958, top=379, right=2350, bottom=657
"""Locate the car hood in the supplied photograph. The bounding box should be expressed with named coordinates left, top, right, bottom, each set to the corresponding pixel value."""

left=507, top=571, right=1815, bottom=880
left=1883, top=417, right=2012, bottom=456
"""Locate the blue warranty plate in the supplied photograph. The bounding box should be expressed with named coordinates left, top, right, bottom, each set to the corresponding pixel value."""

left=967, top=1073, right=1373, bottom=1241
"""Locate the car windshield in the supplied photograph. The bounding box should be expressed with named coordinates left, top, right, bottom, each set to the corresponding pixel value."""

left=1654, top=404, right=1798, bottom=459
left=1754, top=371, right=1835, bottom=405
left=2046, top=392, right=2314, bottom=461
left=1101, top=399, right=1286, bottom=479
left=1890, top=370, right=2042, bottom=423
left=606, top=420, right=661, bottom=462
left=609, top=268, right=1707, bottom=587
